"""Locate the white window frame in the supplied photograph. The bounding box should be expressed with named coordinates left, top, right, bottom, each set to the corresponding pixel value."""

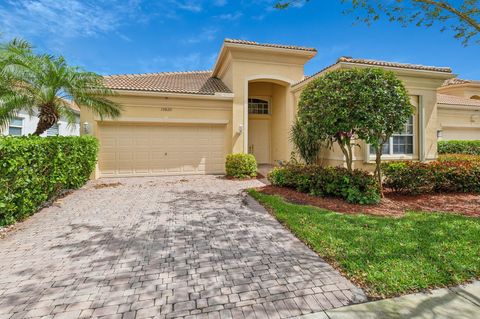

left=248, top=96, right=271, bottom=116
left=368, top=115, right=416, bottom=160
left=8, top=117, right=23, bottom=136
left=46, top=123, right=60, bottom=136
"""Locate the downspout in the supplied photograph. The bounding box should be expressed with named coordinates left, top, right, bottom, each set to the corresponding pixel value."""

left=418, top=95, right=426, bottom=162
left=243, top=81, right=249, bottom=154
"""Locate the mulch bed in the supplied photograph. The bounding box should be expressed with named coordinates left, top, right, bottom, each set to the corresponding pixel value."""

left=258, top=185, right=480, bottom=217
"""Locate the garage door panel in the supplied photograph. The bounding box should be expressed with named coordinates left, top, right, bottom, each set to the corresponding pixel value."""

left=443, top=128, right=480, bottom=140
left=134, top=152, right=149, bottom=161
left=98, top=124, right=226, bottom=177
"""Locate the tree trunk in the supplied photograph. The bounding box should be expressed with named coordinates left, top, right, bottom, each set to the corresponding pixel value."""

left=338, top=138, right=353, bottom=172
left=375, top=147, right=384, bottom=197
left=34, top=103, right=58, bottom=136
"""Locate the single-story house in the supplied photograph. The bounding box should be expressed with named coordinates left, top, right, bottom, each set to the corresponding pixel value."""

left=81, top=39, right=477, bottom=178
left=437, top=78, right=480, bottom=140
left=2, top=101, right=80, bottom=137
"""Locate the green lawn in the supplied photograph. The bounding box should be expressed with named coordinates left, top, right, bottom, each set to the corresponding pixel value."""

left=248, top=189, right=480, bottom=299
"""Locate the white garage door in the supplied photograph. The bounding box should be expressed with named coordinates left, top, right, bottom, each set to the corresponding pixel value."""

left=98, top=123, right=226, bottom=177
left=443, top=127, right=480, bottom=141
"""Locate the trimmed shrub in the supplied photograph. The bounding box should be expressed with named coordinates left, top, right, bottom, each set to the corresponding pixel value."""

left=382, top=159, right=480, bottom=195
left=438, top=153, right=480, bottom=164
left=268, top=164, right=380, bottom=205
left=438, top=140, right=480, bottom=155
left=225, top=153, right=257, bottom=178
left=0, top=136, right=98, bottom=225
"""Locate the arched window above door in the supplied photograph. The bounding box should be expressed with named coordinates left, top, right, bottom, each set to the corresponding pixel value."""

left=248, top=98, right=270, bottom=115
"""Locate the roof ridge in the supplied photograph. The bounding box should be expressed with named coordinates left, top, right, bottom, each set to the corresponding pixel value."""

left=442, top=77, right=480, bottom=86
left=224, top=38, right=317, bottom=52
left=104, top=70, right=212, bottom=78
left=337, top=56, right=452, bottom=73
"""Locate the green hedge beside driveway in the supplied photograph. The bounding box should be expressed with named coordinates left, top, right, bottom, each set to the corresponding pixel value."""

left=438, top=140, right=480, bottom=155
left=0, top=136, right=98, bottom=226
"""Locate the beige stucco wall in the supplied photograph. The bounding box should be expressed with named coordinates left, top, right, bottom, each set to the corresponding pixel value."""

left=438, top=105, right=480, bottom=140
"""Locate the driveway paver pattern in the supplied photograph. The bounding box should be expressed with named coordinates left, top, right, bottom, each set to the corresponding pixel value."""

left=0, top=176, right=366, bottom=319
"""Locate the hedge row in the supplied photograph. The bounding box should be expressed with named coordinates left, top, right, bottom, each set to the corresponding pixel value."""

left=438, top=140, right=480, bottom=155
left=0, top=136, right=98, bottom=225
left=382, top=158, right=480, bottom=195
left=268, top=164, right=380, bottom=204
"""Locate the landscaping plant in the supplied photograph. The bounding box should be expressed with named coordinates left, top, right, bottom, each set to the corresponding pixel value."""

left=225, top=153, right=257, bottom=178
left=268, top=164, right=380, bottom=204
left=382, top=159, right=480, bottom=194
left=0, top=136, right=98, bottom=225
left=0, top=38, right=122, bottom=135
left=438, top=140, right=480, bottom=155
left=293, top=68, right=413, bottom=194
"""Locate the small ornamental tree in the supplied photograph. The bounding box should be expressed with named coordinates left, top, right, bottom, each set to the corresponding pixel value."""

left=294, top=69, right=366, bottom=171
left=355, top=68, right=414, bottom=191
left=294, top=67, right=413, bottom=194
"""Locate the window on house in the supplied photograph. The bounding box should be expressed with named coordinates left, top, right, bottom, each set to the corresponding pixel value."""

left=248, top=98, right=270, bottom=115
left=370, top=116, right=414, bottom=155
left=8, top=117, right=23, bottom=136
left=46, top=123, right=59, bottom=136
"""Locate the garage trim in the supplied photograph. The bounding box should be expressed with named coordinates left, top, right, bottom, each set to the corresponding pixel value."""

left=97, top=118, right=229, bottom=125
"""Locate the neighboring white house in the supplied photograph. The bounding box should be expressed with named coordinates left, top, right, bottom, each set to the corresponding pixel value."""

left=1, top=101, right=80, bottom=137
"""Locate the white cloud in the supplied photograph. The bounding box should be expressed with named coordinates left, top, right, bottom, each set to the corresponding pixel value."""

left=216, top=12, right=243, bottom=21
left=183, top=28, right=218, bottom=44
left=213, top=0, right=228, bottom=6
left=172, top=0, right=203, bottom=13
left=0, top=0, right=145, bottom=41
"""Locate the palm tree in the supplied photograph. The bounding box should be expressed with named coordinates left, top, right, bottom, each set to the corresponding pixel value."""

left=0, top=38, right=122, bottom=135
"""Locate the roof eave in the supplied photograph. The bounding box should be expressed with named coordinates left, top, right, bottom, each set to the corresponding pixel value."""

left=110, top=88, right=234, bottom=100
left=441, top=82, right=480, bottom=90
left=338, top=62, right=455, bottom=79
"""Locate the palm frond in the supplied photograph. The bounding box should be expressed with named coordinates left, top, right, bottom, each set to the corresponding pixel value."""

left=0, top=94, right=33, bottom=130
left=55, top=97, right=80, bottom=129
left=0, top=37, right=123, bottom=132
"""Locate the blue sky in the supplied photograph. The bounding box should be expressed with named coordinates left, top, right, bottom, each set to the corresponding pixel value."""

left=0, top=0, right=478, bottom=79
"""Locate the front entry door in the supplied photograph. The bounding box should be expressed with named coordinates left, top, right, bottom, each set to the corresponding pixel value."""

left=248, top=120, right=270, bottom=164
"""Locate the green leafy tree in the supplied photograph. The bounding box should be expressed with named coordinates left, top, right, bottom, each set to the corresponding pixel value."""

left=354, top=68, right=414, bottom=190
left=0, top=38, right=122, bottom=135
left=294, top=68, right=413, bottom=193
left=294, top=69, right=363, bottom=171
left=275, top=0, right=480, bottom=45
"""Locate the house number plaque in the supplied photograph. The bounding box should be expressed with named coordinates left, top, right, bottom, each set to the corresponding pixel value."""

left=160, top=107, right=173, bottom=112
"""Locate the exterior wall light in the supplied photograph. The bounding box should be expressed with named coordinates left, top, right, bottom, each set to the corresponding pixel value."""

left=437, top=129, right=443, bottom=139
left=238, top=124, right=243, bottom=134
left=83, top=122, right=90, bottom=134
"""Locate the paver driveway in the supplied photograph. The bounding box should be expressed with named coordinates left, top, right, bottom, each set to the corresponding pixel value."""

left=0, top=176, right=366, bottom=319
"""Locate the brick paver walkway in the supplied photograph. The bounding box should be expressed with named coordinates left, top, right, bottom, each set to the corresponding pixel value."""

left=0, top=176, right=366, bottom=319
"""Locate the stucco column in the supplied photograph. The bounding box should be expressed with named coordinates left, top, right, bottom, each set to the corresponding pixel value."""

left=231, top=94, right=246, bottom=154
